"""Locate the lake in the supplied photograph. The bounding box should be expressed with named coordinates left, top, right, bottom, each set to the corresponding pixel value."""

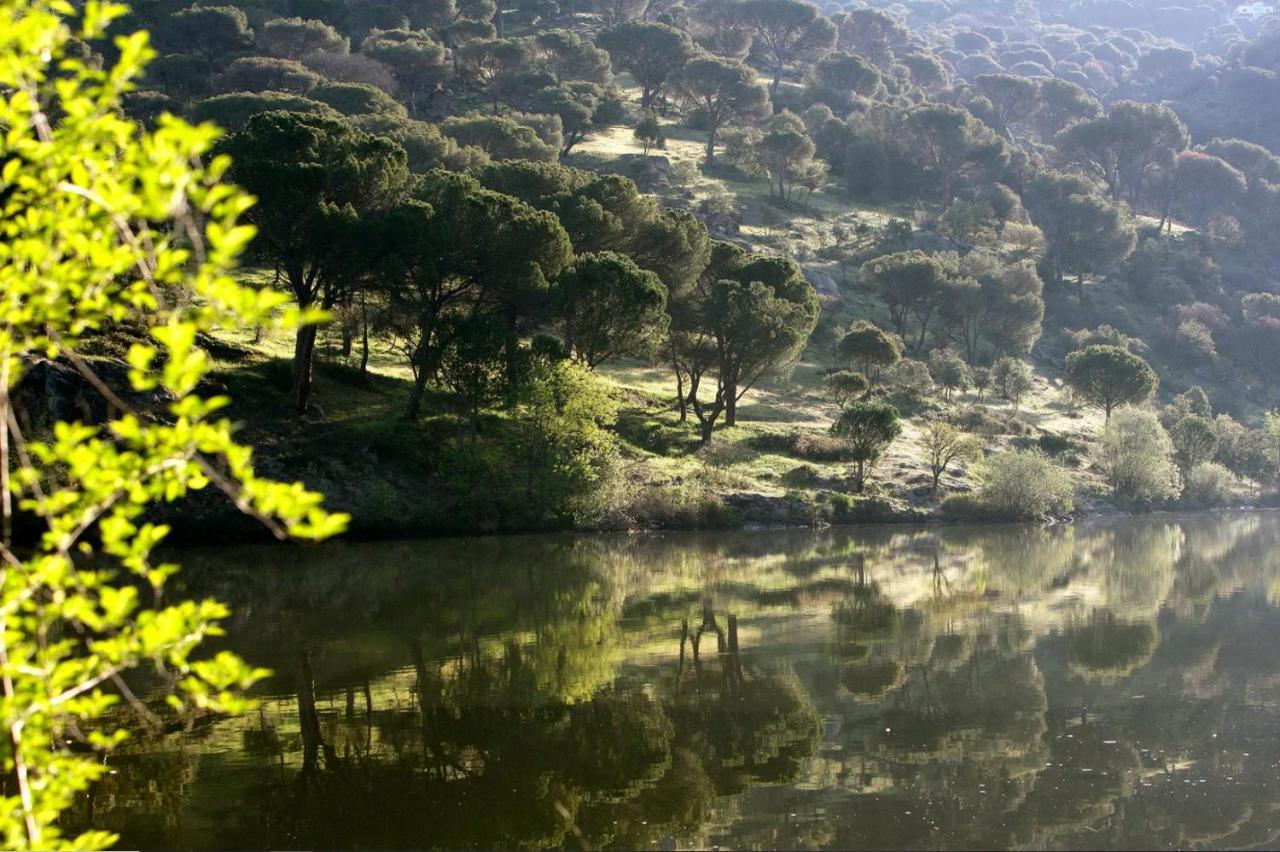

left=77, top=512, right=1280, bottom=850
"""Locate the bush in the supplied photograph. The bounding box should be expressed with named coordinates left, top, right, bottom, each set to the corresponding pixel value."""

left=1182, top=462, right=1238, bottom=508
left=793, top=430, right=852, bottom=461
left=886, top=358, right=933, bottom=400
left=950, top=449, right=1074, bottom=520
left=1037, top=433, right=1076, bottom=455
left=1095, top=408, right=1180, bottom=503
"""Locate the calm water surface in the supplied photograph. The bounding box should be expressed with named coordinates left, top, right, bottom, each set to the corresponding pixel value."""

left=81, top=512, right=1280, bottom=850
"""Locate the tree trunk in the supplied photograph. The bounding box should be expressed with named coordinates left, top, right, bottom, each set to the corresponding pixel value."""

left=705, top=125, right=717, bottom=164
left=296, top=651, right=323, bottom=772
left=675, top=365, right=687, bottom=422
left=341, top=318, right=353, bottom=359
left=405, top=366, right=431, bottom=421
left=292, top=324, right=319, bottom=415
left=359, top=299, right=370, bottom=374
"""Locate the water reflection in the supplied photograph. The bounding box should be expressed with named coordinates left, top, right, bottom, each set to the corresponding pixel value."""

left=73, top=512, right=1280, bottom=850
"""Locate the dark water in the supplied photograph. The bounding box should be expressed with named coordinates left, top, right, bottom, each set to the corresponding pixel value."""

left=81, top=512, right=1280, bottom=850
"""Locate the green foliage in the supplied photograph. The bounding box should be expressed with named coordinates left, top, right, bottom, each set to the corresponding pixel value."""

left=822, top=370, right=869, bottom=412
left=188, top=92, right=340, bottom=131
left=511, top=360, right=620, bottom=521
left=633, top=111, right=665, bottom=154
left=1064, top=345, right=1158, bottom=419
left=885, top=358, right=933, bottom=403
left=957, top=450, right=1074, bottom=520
left=1169, top=414, right=1218, bottom=473
left=1182, top=462, right=1238, bottom=508
left=830, top=402, right=901, bottom=490
left=310, top=81, right=407, bottom=116
left=921, top=419, right=982, bottom=497
left=836, top=320, right=901, bottom=383
left=927, top=350, right=970, bottom=400
left=1096, top=408, right=1180, bottom=503
left=440, top=114, right=559, bottom=162
left=596, top=21, right=694, bottom=110
left=557, top=252, right=669, bottom=368
left=0, top=4, right=346, bottom=846
left=258, top=16, right=349, bottom=59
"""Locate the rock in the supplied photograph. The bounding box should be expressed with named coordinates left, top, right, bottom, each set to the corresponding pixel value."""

left=12, top=355, right=171, bottom=432
left=725, top=493, right=819, bottom=527
left=701, top=210, right=741, bottom=238
left=618, top=154, right=671, bottom=192
left=803, top=265, right=841, bottom=299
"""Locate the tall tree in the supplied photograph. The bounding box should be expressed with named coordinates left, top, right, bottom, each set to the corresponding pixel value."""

left=162, top=4, right=253, bottom=67
left=360, top=29, right=447, bottom=115
left=258, top=16, right=349, bottom=59
left=834, top=7, right=909, bottom=68
left=218, top=112, right=410, bottom=414
left=1023, top=171, right=1136, bottom=301
left=556, top=252, right=669, bottom=367
left=860, top=251, right=950, bottom=351
left=673, top=245, right=818, bottom=439
left=904, top=104, right=1007, bottom=209
left=739, top=0, right=837, bottom=96
left=1055, top=100, right=1189, bottom=206
left=974, top=73, right=1041, bottom=140
left=668, top=56, right=769, bottom=163
left=1065, top=344, right=1159, bottom=420
left=596, top=21, right=693, bottom=110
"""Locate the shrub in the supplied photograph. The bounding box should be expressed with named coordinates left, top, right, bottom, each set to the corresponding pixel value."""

left=793, top=430, right=853, bottom=461
left=1095, top=408, right=1180, bottom=503
left=1037, top=433, right=1075, bottom=455
left=991, top=355, right=1034, bottom=410
left=955, top=449, right=1074, bottom=519
left=886, top=358, right=933, bottom=400
left=928, top=349, right=971, bottom=400
left=1182, top=461, right=1237, bottom=508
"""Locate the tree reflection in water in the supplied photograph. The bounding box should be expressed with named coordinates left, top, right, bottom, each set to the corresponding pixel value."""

left=67, top=513, right=1280, bottom=850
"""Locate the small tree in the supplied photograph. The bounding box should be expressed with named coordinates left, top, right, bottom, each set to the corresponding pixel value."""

left=1169, top=414, right=1219, bottom=473
left=634, top=111, right=665, bottom=154
left=928, top=350, right=971, bottom=401
left=836, top=320, right=902, bottom=385
left=1096, top=408, right=1180, bottom=502
left=830, top=402, right=902, bottom=491
left=439, top=314, right=508, bottom=438
left=991, top=356, right=1033, bottom=412
left=922, top=420, right=982, bottom=498
left=1065, top=344, right=1158, bottom=421
left=823, top=370, right=870, bottom=412
left=972, top=366, right=991, bottom=402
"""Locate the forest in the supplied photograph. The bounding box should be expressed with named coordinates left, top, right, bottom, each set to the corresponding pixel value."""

left=27, top=0, right=1277, bottom=536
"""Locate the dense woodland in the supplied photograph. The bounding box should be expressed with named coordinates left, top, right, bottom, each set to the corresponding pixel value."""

left=37, top=0, right=1280, bottom=532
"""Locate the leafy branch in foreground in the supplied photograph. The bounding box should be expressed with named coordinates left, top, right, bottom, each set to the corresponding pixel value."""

left=0, top=2, right=348, bottom=848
